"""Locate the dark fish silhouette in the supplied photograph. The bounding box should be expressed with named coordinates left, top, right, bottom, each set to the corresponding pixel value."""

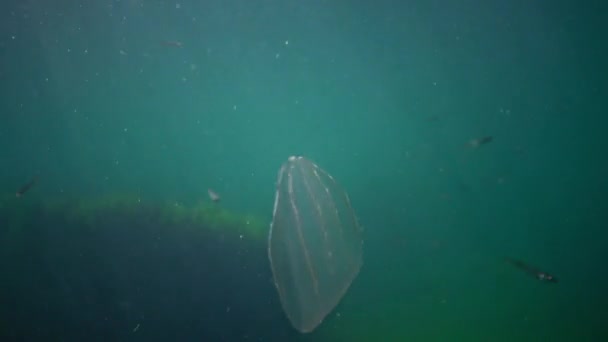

left=16, top=176, right=38, bottom=198
left=505, top=257, right=558, bottom=283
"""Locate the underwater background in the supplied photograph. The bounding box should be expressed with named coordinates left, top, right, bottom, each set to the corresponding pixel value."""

left=1, top=0, right=606, bottom=341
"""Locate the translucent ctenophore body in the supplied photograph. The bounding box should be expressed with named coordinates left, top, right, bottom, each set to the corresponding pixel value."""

left=268, top=156, right=363, bottom=333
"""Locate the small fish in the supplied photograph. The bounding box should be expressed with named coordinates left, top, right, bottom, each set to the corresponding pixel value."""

left=468, top=136, right=493, bottom=148
left=16, top=176, right=38, bottom=198
left=505, top=257, right=558, bottom=283
left=208, top=188, right=220, bottom=202
left=161, top=40, right=183, bottom=48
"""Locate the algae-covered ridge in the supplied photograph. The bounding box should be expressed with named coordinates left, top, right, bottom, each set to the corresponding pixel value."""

left=0, top=192, right=269, bottom=241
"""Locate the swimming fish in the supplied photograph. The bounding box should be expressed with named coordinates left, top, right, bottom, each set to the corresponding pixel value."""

left=160, top=40, right=183, bottom=48
left=16, top=176, right=38, bottom=198
left=208, top=188, right=220, bottom=202
left=505, top=257, right=558, bottom=283
left=468, top=136, right=493, bottom=148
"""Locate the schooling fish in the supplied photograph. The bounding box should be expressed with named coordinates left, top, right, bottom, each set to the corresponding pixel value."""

left=16, top=176, right=38, bottom=198
left=505, top=257, right=558, bottom=283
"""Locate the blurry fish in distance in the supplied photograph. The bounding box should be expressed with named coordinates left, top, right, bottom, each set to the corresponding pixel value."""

left=505, top=257, right=558, bottom=283
left=16, top=176, right=38, bottom=198
left=161, top=40, right=183, bottom=48
left=208, top=189, right=220, bottom=202
left=468, top=136, right=493, bottom=148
